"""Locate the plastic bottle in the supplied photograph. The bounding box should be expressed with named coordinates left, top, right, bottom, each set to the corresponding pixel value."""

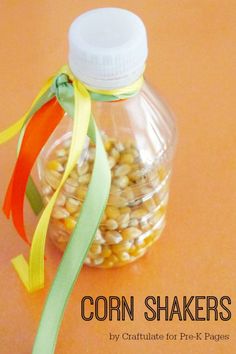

left=38, top=8, right=177, bottom=268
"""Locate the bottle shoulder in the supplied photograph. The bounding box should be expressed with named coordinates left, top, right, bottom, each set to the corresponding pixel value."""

left=92, top=80, right=177, bottom=165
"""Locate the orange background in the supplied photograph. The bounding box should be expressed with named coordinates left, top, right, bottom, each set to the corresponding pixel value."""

left=0, top=1, right=236, bottom=353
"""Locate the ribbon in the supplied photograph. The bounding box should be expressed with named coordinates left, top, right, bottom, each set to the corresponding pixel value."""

left=32, top=118, right=111, bottom=354
left=12, top=75, right=91, bottom=292
left=31, top=72, right=142, bottom=353
left=3, top=98, right=64, bottom=243
left=86, top=75, right=144, bottom=101
left=0, top=76, right=55, bottom=215
left=0, top=64, right=143, bottom=353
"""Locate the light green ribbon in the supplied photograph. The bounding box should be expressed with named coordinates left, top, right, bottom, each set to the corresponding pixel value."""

left=32, top=71, right=142, bottom=353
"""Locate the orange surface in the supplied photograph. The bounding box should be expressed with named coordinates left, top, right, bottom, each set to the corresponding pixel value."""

left=0, top=1, right=236, bottom=353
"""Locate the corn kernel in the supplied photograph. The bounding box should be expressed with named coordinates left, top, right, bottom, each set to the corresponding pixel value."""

left=101, top=245, right=112, bottom=258
left=64, top=216, right=77, bottom=230
left=65, top=197, right=81, bottom=213
left=105, top=231, right=123, bottom=244
left=90, top=244, right=102, bottom=255
left=105, top=206, right=120, bottom=219
left=131, top=208, right=147, bottom=219
left=52, top=206, right=70, bottom=219
left=104, top=140, right=112, bottom=151
left=118, top=252, right=130, bottom=262
left=119, top=153, right=134, bottom=164
left=122, top=227, right=142, bottom=240
left=105, top=219, right=118, bottom=230
left=113, top=176, right=129, bottom=189
left=112, top=241, right=132, bottom=254
left=46, top=160, right=64, bottom=172
left=45, top=170, right=61, bottom=189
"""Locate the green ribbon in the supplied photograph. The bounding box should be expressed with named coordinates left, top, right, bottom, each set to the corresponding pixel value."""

left=32, top=72, right=142, bottom=353
left=32, top=75, right=111, bottom=353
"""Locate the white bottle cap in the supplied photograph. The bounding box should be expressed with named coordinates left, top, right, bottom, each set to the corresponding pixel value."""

left=68, top=8, right=148, bottom=89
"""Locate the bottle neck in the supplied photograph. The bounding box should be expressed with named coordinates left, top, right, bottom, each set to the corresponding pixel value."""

left=68, top=62, right=146, bottom=90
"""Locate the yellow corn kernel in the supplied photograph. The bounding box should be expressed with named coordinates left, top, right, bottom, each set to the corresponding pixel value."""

left=102, top=259, right=114, bottom=268
left=108, top=254, right=119, bottom=264
left=108, top=156, right=116, bottom=169
left=93, top=229, right=106, bottom=244
left=121, top=187, right=135, bottom=201
left=113, top=176, right=129, bottom=189
left=52, top=206, right=70, bottom=219
left=110, top=147, right=120, bottom=161
left=105, top=206, right=120, bottom=219
left=93, top=257, right=104, bottom=265
left=104, top=140, right=112, bottom=151
left=55, top=193, right=66, bottom=207
left=128, top=170, right=142, bottom=182
left=144, top=235, right=153, bottom=246
left=120, top=206, right=131, bottom=214
left=124, top=139, right=134, bottom=149
left=119, top=153, right=134, bottom=164
left=153, top=193, right=160, bottom=205
left=46, top=160, right=64, bottom=172
left=130, top=163, right=140, bottom=171
left=105, top=219, right=118, bottom=230
left=144, top=198, right=156, bottom=212
left=110, top=185, right=121, bottom=194
left=84, top=257, right=92, bottom=265
left=129, top=244, right=137, bottom=255
left=56, top=148, right=67, bottom=157
left=73, top=208, right=82, bottom=219
left=131, top=208, right=147, bottom=219
left=111, top=241, right=132, bottom=254
left=115, top=142, right=125, bottom=152
left=101, top=245, right=112, bottom=258
left=78, top=173, right=91, bottom=184
left=128, top=218, right=139, bottom=227
left=65, top=197, right=81, bottom=213
left=118, top=252, right=131, bottom=262
left=63, top=177, right=78, bottom=194
left=114, top=164, right=132, bottom=177
left=135, top=238, right=146, bottom=248
left=105, top=231, right=123, bottom=244
left=76, top=187, right=87, bottom=200
left=42, top=184, right=53, bottom=196
left=133, top=248, right=146, bottom=257
left=64, top=216, right=77, bottom=231
left=122, top=227, right=142, bottom=240
left=117, top=213, right=130, bottom=228
left=45, top=170, right=61, bottom=189
left=108, top=195, right=127, bottom=208
left=69, top=170, right=78, bottom=179
left=157, top=166, right=167, bottom=181
left=90, top=244, right=102, bottom=255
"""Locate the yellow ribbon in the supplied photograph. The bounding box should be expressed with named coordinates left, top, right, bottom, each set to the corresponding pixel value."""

left=0, top=78, right=53, bottom=144
left=0, top=64, right=71, bottom=145
left=84, top=75, right=144, bottom=96
left=12, top=72, right=91, bottom=292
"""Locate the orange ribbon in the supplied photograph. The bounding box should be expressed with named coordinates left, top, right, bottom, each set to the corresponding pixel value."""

left=3, top=98, right=64, bottom=243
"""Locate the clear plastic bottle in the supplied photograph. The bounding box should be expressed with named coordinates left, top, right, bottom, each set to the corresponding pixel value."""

left=37, top=8, right=177, bottom=268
